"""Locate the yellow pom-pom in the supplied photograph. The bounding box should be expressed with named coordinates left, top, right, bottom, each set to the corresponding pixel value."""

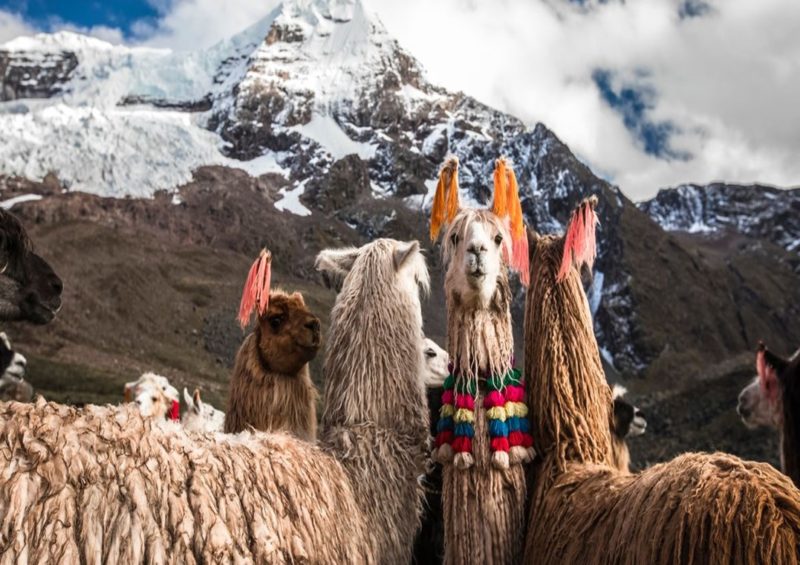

left=440, top=404, right=455, bottom=418
left=486, top=407, right=507, bottom=421
left=505, top=402, right=528, bottom=418
left=454, top=408, right=474, bottom=423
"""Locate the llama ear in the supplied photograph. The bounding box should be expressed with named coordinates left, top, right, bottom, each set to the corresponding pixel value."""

left=758, top=341, right=789, bottom=377
left=192, top=389, right=202, bottom=411
left=315, top=247, right=359, bottom=292
left=393, top=240, right=420, bottom=272
left=557, top=195, right=599, bottom=282
left=430, top=156, right=460, bottom=241
left=183, top=387, right=193, bottom=408
left=611, top=384, right=627, bottom=400
left=291, top=291, right=306, bottom=305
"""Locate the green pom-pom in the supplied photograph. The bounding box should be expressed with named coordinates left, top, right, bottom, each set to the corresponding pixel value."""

left=504, top=368, right=522, bottom=386
left=443, top=374, right=455, bottom=390
left=455, top=379, right=477, bottom=395
left=486, top=373, right=505, bottom=391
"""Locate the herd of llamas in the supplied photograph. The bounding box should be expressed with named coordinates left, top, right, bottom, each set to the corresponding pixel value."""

left=0, top=155, right=798, bottom=563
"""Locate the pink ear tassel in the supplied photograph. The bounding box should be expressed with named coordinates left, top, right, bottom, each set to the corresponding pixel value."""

left=237, top=249, right=273, bottom=329
left=511, top=235, right=529, bottom=287
left=557, top=199, right=598, bottom=282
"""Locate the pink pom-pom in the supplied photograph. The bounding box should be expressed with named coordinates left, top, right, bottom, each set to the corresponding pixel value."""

left=504, top=385, right=525, bottom=403
left=441, top=389, right=455, bottom=405
left=483, top=390, right=506, bottom=408
left=454, top=394, right=475, bottom=410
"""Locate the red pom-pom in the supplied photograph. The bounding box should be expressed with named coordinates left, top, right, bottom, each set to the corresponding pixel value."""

left=483, top=390, right=505, bottom=408
left=491, top=437, right=510, bottom=452
left=452, top=436, right=473, bottom=453
left=504, top=385, right=525, bottom=402
left=521, top=434, right=534, bottom=448
left=455, top=394, right=475, bottom=410
left=435, top=430, right=454, bottom=447
left=508, top=431, right=524, bottom=446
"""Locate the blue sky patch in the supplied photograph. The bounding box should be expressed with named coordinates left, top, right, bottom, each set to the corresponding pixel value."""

left=592, top=69, right=691, bottom=161
left=0, top=0, right=158, bottom=37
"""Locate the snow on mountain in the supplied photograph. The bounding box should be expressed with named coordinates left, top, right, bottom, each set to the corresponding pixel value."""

left=640, top=183, right=800, bottom=253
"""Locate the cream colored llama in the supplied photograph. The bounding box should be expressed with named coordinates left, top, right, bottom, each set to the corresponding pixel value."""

left=430, top=157, right=533, bottom=565
left=0, top=238, right=430, bottom=564
left=182, top=388, right=225, bottom=433
left=522, top=197, right=800, bottom=564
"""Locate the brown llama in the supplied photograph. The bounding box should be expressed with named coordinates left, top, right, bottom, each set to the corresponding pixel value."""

left=224, top=250, right=320, bottom=440
left=430, top=157, right=534, bottom=565
left=522, top=196, right=800, bottom=564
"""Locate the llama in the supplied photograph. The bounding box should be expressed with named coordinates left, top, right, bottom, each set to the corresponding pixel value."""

left=123, top=372, right=180, bottom=420
left=738, top=343, right=800, bottom=487
left=0, top=332, right=32, bottom=402
left=610, top=385, right=647, bottom=473
left=224, top=250, right=320, bottom=440
left=430, top=157, right=534, bottom=565
left=0, top=209, right=62, bottom=324
left=522, top=196, right=800, bottom=564
left=423, top=338, right=449, bottom=387
left=182, top=388, right=225, bottom=433
left=0, top=238, right=430, bottom=563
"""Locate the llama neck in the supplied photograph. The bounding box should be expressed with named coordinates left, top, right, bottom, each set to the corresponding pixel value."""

left=446, top=282, right=514, bottom=378
left=525, top=267, right=613, bottom=474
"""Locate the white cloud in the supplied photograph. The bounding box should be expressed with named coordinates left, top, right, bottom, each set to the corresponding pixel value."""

left=0, top=10, right=36, bottom=43
left=2, top=0, right=799, bottom=199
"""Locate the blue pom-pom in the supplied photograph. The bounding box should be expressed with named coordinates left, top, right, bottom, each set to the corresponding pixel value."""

left=488, top=419, right=509, bottom=437
left=519, top=418, right=531, bottom=433
left=454, top=423, right=475, bottom=438
left=507, top=417, right=521, bottom=432
left=437, top=417, right=453, bottom=433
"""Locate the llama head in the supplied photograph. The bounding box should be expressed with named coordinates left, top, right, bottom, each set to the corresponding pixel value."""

left=524, top=196, right=612, bottom=468
left=0, top=332, right=32, bottom=402
left=422, top=337, right=449, bottom=387
left=612, top=385, right=646, bottom=439
left=738, top=343, right=800, bottom=429
left=182, top=388, right=225, bottom=433
left=431, top=157, right=529, bottom=309
left=254, top=290, right=321, bottom=375
left=125, top=372, right=180, bottom=420
left=0, top=210, right=62, bottom=324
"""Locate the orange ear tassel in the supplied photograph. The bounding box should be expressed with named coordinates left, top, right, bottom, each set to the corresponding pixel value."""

left=238, top=249, right=272, bottom=329
left=430, top=157, right=460, bottom=241
left=491, top=158, right=530, bottom=286
left=557, top=197, right=599, bottom=282
left=492, top=158, right=508, bottom=218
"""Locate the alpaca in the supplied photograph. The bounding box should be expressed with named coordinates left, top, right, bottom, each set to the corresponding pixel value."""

left=738, top=344, right=800, bottom=487
left=182, top=388, right=225, bottom=433
left=522, top=196, right=800, bottom=564
left=0, top=332, right=32, bottom=402
left=430, top=157, right=534, bottom=565
left=0, top=238, right=430, bottom=563
left=123, top=371, right=180, bottom=420
left=0, top=209, right=62, bottom=324
left=610, top=385, right=647, bottom=473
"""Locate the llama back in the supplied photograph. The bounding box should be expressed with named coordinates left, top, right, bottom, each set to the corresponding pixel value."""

left=0, top=399, right=373, bottom=564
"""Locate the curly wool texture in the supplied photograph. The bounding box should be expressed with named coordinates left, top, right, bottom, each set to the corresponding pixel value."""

left=522, top=229, right=800, bottom=564
left=441, top=211, right=527, bottom=565
left=0, top=400, right=371, bottom=564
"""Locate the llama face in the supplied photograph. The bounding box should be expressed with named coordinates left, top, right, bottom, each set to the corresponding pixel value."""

left=0, top=332, right=32, bottom=401
left=0, top=210, right=63, bottom=325
left=422, top=337, right=449, bottom=387
left=182, top=388, right=225, bottom=433
left=256, top=291, right=321, bottom=375
left=126, top=372, right=179, bottom=419
left=611, top=385, right=646, bottom=438
left=737, top=376, right=780, bottom=429
left=442, top=210, right=510, bottom=308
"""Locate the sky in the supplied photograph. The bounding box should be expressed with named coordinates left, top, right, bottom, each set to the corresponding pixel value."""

left=0, top=0, right=798, bottom=200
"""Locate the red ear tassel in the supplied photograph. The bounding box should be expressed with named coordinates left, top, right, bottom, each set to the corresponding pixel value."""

left=169, top=400, right=180, bottom=421
left=238, top=249, right=272, bottom=329
left=557, top=197, right=598, bottom=282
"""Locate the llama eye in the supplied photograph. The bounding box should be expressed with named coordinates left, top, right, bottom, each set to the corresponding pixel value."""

left=268, top=316, right=283, bottom=330
left=494, top=234, right=503, bottom=246
left=151, top=396, right=157, bottom=403
left=425, top=349, right=436, bottom=359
